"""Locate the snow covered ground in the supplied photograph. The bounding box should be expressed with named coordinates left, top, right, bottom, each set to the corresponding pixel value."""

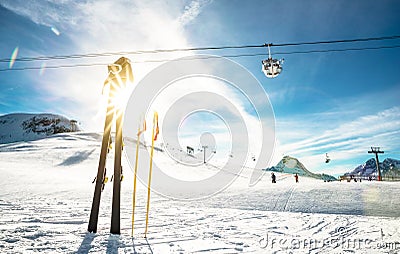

left=0, top=132, right=399, bottom=253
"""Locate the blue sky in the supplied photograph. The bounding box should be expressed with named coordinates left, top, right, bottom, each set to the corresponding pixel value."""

left=0, top=0, right=400, bottom=175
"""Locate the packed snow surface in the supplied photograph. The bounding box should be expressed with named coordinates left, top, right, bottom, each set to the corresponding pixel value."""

left=0, top=133, right=399, bottom=253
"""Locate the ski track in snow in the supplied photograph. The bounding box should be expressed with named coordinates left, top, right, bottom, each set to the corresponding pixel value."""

left=0, top=132, right=399, bottom=253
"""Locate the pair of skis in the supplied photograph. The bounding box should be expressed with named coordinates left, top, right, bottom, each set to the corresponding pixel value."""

left=88, top=57, right=133, bottom=234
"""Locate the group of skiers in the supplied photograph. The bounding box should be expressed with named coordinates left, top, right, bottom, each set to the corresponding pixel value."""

left=271, top=172, right=299, bottom=183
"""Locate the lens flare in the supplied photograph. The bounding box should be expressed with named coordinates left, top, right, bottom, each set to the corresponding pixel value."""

left=51, top=26, right=61, bottom=36
left=39, top=63, right=46, bottom=75
left=9, top=47, right=19, bottom=69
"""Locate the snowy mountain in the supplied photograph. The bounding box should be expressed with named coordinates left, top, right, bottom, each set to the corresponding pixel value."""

left=265, top=155, right=337, bottom=181
left=0, top=113, right=80, bottom=144
left=344, top=158, right=400, bottom=178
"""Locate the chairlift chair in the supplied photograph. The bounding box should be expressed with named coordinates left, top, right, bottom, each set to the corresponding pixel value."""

left=262, top=44, right=284, bottom=78
left=325, top=153, right=331, bottom=163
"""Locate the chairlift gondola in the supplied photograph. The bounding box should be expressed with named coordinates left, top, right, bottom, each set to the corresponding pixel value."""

left=325, top=153, right=331, bottom=163
left=262, top=44, right=284, bottom=78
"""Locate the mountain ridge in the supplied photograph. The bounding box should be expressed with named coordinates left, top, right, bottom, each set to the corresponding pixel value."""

left=265, top=155, right=337, bottom=181
left=344, top=157, right=400, bottom=179
left=0, top=113, right=80, bottom=144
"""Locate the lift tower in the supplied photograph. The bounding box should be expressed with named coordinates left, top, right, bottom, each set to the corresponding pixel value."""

left=368, top=147, right=384, bottom=181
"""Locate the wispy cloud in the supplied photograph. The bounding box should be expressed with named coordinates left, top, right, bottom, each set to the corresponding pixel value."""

left=283, top=107, right=400, bottom=151
left=0, top=0, right=80, bottom=29
left=178, top=0, right=212, bottom=26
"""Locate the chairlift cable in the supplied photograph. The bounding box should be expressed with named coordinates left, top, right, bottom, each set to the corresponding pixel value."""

left=1, top=44, right=400, bottom=72
left=271, top=35, right=400, bottom=47
left=1, top=35, right=400, bottom=63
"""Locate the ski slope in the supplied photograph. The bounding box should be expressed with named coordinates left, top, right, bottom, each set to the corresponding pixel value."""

left=0, top=132, right=399, bottom=253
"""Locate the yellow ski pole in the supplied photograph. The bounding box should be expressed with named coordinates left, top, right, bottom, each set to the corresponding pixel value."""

left=131, top=125, right=140, bottom=237
left=144, top=112, right=158, bottom=238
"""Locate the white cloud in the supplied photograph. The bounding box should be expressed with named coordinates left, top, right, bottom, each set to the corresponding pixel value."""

left=178, top=0, right=212, bottom=26
left=281, top=107, right=400, bottom=152
left=0, top=0, right=80, bottom=28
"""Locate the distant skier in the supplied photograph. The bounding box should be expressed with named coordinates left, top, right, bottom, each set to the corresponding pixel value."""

left=294, top=173, right=299, bottom=183
left=271, top=172, right=276, bottom=183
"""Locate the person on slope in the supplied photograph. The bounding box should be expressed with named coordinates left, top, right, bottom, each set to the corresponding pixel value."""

left=294, top=173, right=299, bottom=183
left=271, top=172, right=276, bottom=183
